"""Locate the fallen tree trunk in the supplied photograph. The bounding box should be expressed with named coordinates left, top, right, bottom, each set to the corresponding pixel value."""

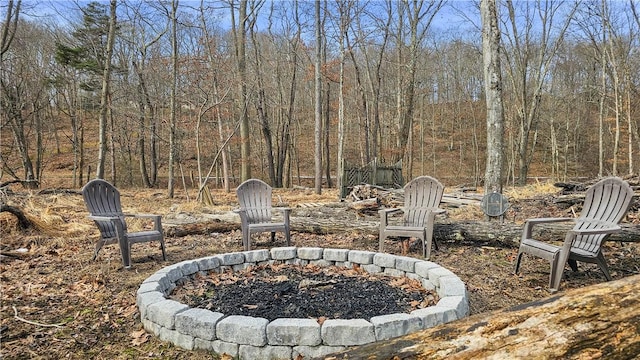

left=289, top=217, right=640, bottom=247
left=0, top=205, right=32, bottom=229
left=164, top=210, right=639, bottom=245
left=324, top=274, right=640, bottom=360
left=164, top=220, right=238, bottom=237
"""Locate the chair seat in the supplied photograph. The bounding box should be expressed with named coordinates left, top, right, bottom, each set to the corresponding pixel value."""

left=127, top=230, right=163, bottom=243
left=385, top=225, right=425, bottom=232
left=519, top=239, right=561, bottom=261
left=248, top=223, right=287, bottom=232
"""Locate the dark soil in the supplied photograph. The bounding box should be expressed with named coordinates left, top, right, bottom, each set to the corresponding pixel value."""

left=171, top=263, right=437, bottom=321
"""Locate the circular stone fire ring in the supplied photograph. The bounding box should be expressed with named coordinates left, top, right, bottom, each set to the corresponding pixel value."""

left=137, top=247, right=469, bottom=360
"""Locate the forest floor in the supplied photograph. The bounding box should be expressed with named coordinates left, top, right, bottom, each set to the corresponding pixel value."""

left=1, top=179, right=639, bottom=359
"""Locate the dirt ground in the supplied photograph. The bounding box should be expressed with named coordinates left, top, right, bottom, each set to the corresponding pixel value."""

left=1, top=183, right=639, bottom=359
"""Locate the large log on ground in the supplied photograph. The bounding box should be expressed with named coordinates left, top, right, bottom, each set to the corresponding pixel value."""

left=289, top=216, right=640, bottom=247
left=163, top=208, right=639, bottom=244
left=324, top=274, right=640, bottom=359
left=164, top=219, right=239, bottom=237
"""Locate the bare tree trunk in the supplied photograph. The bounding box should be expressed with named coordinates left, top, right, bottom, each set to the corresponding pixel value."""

left=336, top=0, right=349, bottom=199
left=481, top=0, right=505, bottom=195
left=96, top=0, right=116, bottom=179
left=393, top=0, right=443, bottom=164
left=361, top=2, right=391, bottom=163
left=598, top=17, right=607, bottom=178
left=232, top=0, right=251, bottom=182
left=323, top=1, right=332, bottom=189
left=167, top=0, right=178, bottom=198
left=249, top=6, right=276, bottom=185
left=314, top=0, right=322, bottom=194
left=134, top=64, right=151, bottom=187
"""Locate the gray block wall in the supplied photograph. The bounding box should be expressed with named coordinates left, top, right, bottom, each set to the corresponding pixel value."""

left=137, top=248, right=469, bottom=360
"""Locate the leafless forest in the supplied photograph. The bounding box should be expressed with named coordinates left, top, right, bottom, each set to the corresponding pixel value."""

left=1, top=0, right=639, bottom=192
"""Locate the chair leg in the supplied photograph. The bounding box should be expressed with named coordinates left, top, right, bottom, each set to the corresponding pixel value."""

left=120, top=241, right=132, bottom=269
left=271, top=232, right=276, bottom=243
left=568, top=259, right=579, bottom=272
left=92, top=240, right=105, bottom=261
left=379, top=233, right=386, bottom=252
left=159, top=238, right=167, bottom=261
left=595, top=252, right=612, bottom=281
left=549, top=251, right=563, bottom=293
left=513, top=250, right=524, bottom=274
left=284, top=228, right=291, bottom=246
left=242, top=228, right=250, bottom=251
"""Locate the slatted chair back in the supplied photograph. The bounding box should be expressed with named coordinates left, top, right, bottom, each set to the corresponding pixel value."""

left=403, top=176, right=445, bottom=227
left=237, top=179, right=273, bottom=224
left=82, top=179, right=127, bottom=239
left=572, top=177, right=634, bottom=256
left=82, top=179, right=166, bottom=268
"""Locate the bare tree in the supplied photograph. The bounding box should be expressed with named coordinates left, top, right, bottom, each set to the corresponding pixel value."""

left=230, top=0, right=251, bottom=182
left=392, top=0, right=443, bottom=164
left=501, top=0, right=577, bottom=185
left=314, top=0, right=323, bottom=194
left=357, top=1, right=392, bottom=162
left=481, top=0, right=505, bottom=195
left=96, top=0, right=116, bottom=179
left=167, top=0, right=178, bottom=197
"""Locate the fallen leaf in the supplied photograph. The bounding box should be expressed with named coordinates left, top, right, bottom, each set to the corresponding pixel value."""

left=131, top=329, right=149, bottom=346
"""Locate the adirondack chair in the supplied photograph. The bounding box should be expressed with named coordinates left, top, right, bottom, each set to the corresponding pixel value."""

left=82, top=179, right=166, bottom=268
left=514, top=177, right=634, bottom=292
left=235, top=179, right=291, bottom=251
left=379, top=176, right=445, bottom=259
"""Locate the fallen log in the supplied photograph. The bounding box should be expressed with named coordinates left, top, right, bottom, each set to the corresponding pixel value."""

left=164, top=219, right=238, bottom=237
left=289, top=216, right=640, bottom=247
left=347, top=198, right=380, bottom=214
left=323, top=274, right=640, bottom=360
left=180, top=208, right=639, bottom=246
left=0, top=205, right=32, bottom=229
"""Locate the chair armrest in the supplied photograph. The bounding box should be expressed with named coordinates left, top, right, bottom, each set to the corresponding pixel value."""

left=521, top=217, right=574, bottom=240
left=525, top=217, right=574, bottom=225
left=568, top=224, right=621, bottom=236
left=123, top=213, right=162, bottom=232
left=379, top=208, right=402, bottom=227
left=125, top=213, right=161, bottom=219
left=378, top=208, right=402, bottom=216
left=274, top=207, right=291, bottom=225
left=234, top=209, right=249, bottom=226
left=88, top=215, right=120, bottom=222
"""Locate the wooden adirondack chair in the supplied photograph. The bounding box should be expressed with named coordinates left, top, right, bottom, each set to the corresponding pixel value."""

left=514, top=177, right=634, bottom=292
left=235, top=179, right=291, bottom=251
left=82, top=179, right=166, bottom=268
left=379, top=176, right=445, bottom=259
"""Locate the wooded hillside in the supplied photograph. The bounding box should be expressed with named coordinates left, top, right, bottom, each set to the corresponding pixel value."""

left=1, top=1, right=639, bottom=191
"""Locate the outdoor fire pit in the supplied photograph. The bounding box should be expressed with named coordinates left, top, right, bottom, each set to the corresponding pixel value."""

left=137, top=247, right=469, bottom=359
